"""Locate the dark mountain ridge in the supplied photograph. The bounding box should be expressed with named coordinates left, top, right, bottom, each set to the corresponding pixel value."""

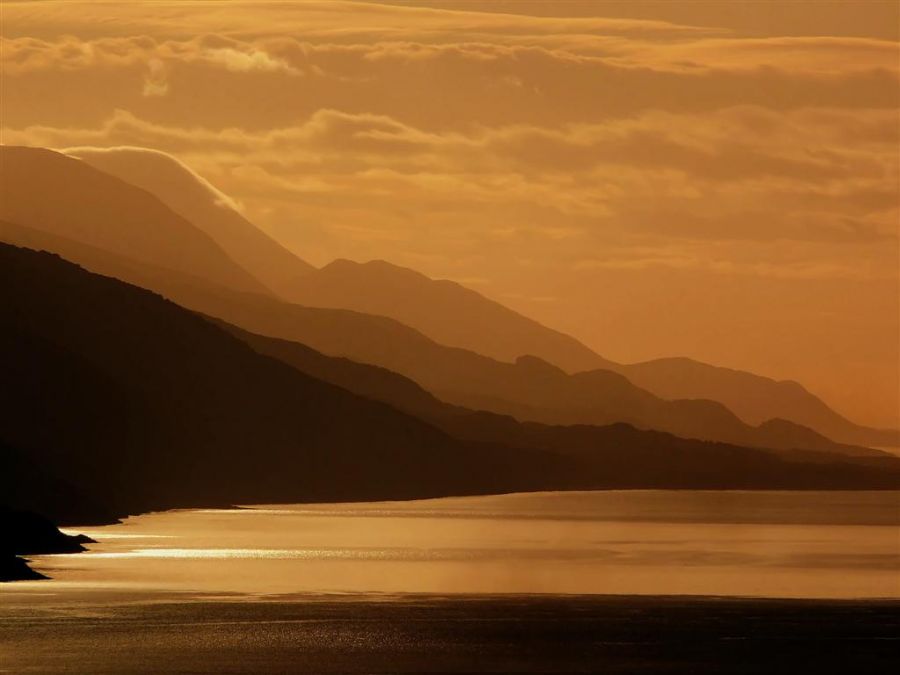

left=2, top=243, right=895, bottom=540
left=1, top=244, right=584, bottom=525
left=222, top=321, right=897, bottom=475
left=0, top=218, right=883, bottom=460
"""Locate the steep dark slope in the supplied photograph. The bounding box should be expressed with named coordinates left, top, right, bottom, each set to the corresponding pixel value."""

left=0, top=244, right=583, bottom=524
left=0, top=146, right=269, bottom=295
left=68, top=146, right=317, bottom=297
left=2, top=242, right=894, bottom=535
left=222, top=322, right=896, bottom=474
left=0, top=221, right=879, bottom=457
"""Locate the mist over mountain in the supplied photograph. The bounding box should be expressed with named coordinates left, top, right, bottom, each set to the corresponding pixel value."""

left=68, top=146, right=317, bottom=297
left=49, top=145, right=896, bottom=446
left=0, top=146, right=269, bottom=296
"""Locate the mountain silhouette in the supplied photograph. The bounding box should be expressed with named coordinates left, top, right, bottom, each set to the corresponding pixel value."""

left=10, top=146, right=894, bottom=448
left=220, top=320, right=897, bottom=471
left=0, top=219, right=885, bottom=459
left=0, top=146, right=269, bottom=296
left=287, top=258, right=611, bottom=372
left=0, top=506, right=95, bottom=581
left=68, top=146, right=317, bottom=298
left=65, top=147, right=609, bottom=372
left=606, top=357, right=899, bottom=448
left=1, top=243, right=589, bottom=525
left=287, top=259, right=896, bottom=447
left=2, top=243, right=895, bottom=536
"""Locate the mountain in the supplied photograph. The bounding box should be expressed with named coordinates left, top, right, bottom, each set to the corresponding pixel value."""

left=0, top=146, right=269, bottom=296
left=221, top=321, right=899, bottom=474
left=287, top=258, right=611, bottom=373
left=287, top=260, right=896, bottom=447
left=1, top=243, right=586, bottom=525
left=0, top=218, right=883, bottom=459
left=68, top=146, right=604, bottom=371
left=606, top=357, right=899, bottom=448
left=67, top=146, right=317, bottom=298
left=2, top=244, right=895, bottom=533
left=49, top=146, right=896, bottom=445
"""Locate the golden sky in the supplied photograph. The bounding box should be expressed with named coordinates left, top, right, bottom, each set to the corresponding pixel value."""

left=2, top=0, right=898, bottom=426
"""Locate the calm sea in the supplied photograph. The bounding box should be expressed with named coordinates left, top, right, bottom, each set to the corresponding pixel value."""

left=2, top=490, right=899, bottom=673
left=9, top=489, right=900, bottom=599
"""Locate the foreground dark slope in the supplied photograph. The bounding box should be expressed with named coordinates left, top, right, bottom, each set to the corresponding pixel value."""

left=0, top=244, right=583, bottom=524
left=0, top=218, right=882, bottom=459
left=51, top=147, right=896, bottom=448
left=3, top=244, right=895, bottom=535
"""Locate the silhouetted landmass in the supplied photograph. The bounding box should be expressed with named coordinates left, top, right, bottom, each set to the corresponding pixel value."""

left=0, top=555, right=45, bottom=582
left=286, top=260, right=898, bottom=448
left=0, top=509, right=94, bottom=555
left=2, top=244, right=897, bottom=538
left=0, top=217, right=887, bottom=460
left=69, top=146, right=317, bottom=297
left=0, top=243, right=582, bottom=525
left=222, top=321, right=900, bottom=484
left=0, top=507, right=94, bottom=581
left=24, top=146, right=894, bottom=447
left=0, top=146, right=270, bottom=295
left=607, top=357, right=899, bottom=448
left=288, top=258, right=611, bottom=372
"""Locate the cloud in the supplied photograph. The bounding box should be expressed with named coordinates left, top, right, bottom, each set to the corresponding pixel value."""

left=0, top=1, right=722, bottom=43
left=2, top=34, right=897, bottom=134
left=142, top=58, right=168, bottom=96
left=63, top=145, right=243, bottom=211
left=4, top=106, right=896, bottom=249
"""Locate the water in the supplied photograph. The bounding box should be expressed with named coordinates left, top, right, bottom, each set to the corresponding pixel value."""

left=7, top=490, right=900, bottom=599
left=2, top=491, right=899, bottom=673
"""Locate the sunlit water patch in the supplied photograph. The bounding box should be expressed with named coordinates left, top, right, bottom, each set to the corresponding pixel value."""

left=7, top=490, right=900, bottom=600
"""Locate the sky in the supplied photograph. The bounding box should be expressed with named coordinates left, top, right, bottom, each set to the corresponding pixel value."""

left=1, top=0, right=898, bottom=427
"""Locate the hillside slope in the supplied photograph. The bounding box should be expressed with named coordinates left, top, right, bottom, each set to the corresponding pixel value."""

left=0, top=219, right=881, bottom=459
left=0, top=244, right=582, bottom=524
left=50, top=145, right=896, bottom=446
left=68, top=146, right=317, bottom=297
left=0, top=146, right=269, bottom=296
